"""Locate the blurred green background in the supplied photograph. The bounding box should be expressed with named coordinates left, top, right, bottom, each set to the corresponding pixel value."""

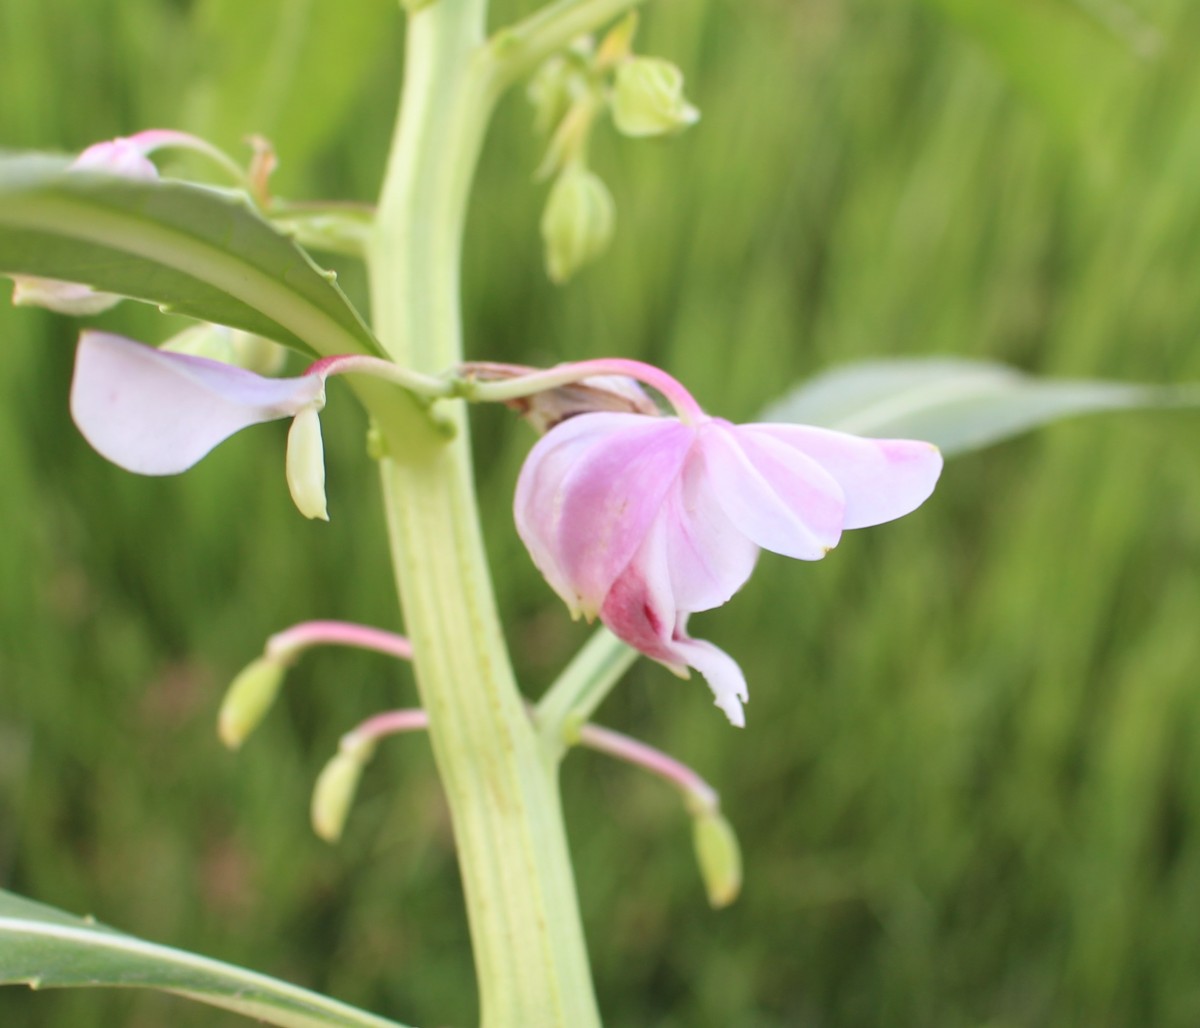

left=3, top=0, right=1200, bottom=1025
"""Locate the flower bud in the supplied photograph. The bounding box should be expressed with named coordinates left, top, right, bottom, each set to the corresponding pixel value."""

left=311, top=734, right=376, bottom=843
left=160, top=325, right=286, bottom=376
left=286, top=404, right=328, bottom=521
left=595, top=12, right=639, bottom=71
left=612, top=57, right=700, bottom=138
left=218, top=656, right=287, bottom=750
left=692, top=809, right=742, bottom=908
left=540, top=167, right=615, bottom=284
left=527, top=38, right=595, bottom=136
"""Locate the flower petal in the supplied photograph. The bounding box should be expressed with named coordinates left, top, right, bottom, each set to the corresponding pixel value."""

left=698, top=419, right=846, bottom=560
left=73, top=137, right=159, bottom=178
left=670, top=631, right=748, bottom=728
left=598, top=517, right=749, bottom=726
left=11, top=277, right=123, bottom=316
left=599, top=512, right=685, bottom=669
left=70, top=331, right=324, bottom=475
left=743, top=423, right=942, bottom=529
left=515, top=412, right=693, bottom=615
left=662, top=450, right=759, bottom=613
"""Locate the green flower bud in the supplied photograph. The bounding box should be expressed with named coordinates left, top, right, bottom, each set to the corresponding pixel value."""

left=540, top=167, right=615, bottom=284
left=218, top=656, right=287, bottom=750
left=160, top=324, right=287, bottom=376
left=595, top=11, right=639, bottom=71
left=692, top=810, right=742, bottom=909
left=612, top=57, right=700, bottom=138
left=527, top=38, right=594, bottom=137
left=311, top=735, right=376, bottom=843
left=286, top=404, right=329, bottom=521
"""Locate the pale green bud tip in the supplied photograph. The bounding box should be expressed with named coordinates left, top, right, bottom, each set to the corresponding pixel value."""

left=692, top=810, right=742, bottom=909
left=612, top=58, right=700, bottom=139
left=218, top=657, right=287, bottom=750
left=595, top=11, right=638, bottom=70
left=286, top=405, right=328, bottom=521
left=541, top=168, right=615, bottom=284
left=311, top=751, right=366, bottom=843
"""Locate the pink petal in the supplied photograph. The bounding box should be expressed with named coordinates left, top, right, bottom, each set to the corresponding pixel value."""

left=744, top=424, right=942, bottom=529
left=599, top=514, right=685, bottom=669
left=698, top=419, right=846, bottom=560
left=515, top=412, right=693, bottom=616
left=73, top=138, right=159, bottom=179
left=662, top=451, right=759, bottom=613
left=70, top=331, right=323, bottom=475
left=599, top=518, right=749, bottom=726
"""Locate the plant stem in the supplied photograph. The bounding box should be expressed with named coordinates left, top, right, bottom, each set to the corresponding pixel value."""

left=366, top=2, right=601, bottom=1025
left=490, top=0, right=649, bottom=88
left=536, top=626, right=638, bottom=758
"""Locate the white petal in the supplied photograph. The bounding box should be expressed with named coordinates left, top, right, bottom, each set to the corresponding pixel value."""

left=11, top=277, right=123, bottom=316
left=743, top=424, right=942, bottom=529
left=698, top=420, right=846, bottom=560
left=71, top=331, right=324, bottom=475
left=671, top=632, right=748, bottom=727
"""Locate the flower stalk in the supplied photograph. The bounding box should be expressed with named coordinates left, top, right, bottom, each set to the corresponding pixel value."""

left=363, top=1, right=602, bottom=1024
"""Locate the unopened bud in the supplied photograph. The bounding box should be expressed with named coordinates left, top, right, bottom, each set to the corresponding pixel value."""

left=286, top=404, right=328, bottom=521
left=311, top=735, right=376, bottom=843
left=218, top=657, right=287, bottom=750
left=612, top=57, right=700, bottom=138
left=160, top=325, right=288, bottom=375
left=528, top=55, right=575, bottom=138
left=692, top=810, right=742, bottom=908
left=540, top=167, right=615, bottom=284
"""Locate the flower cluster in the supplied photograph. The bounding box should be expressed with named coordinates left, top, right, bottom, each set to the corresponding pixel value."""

left=64, top=328, right=941, bottom=724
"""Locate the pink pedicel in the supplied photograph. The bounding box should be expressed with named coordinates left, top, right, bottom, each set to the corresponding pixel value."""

left=514, top=371, right=943, bottom=727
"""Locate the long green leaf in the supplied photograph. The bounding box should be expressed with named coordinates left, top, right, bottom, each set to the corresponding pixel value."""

left=760, top=358, right=1198, bottom=456
left=0, top=890, right=412, bottom=1028
left=0, top=154, right=382, bottom=358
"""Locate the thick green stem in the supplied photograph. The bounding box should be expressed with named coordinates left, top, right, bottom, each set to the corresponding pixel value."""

left=366, top=2, right=600, bottom=1025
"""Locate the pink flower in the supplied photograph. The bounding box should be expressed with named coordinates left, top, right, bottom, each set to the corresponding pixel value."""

left=514, top=406, right=942, bottom=726
left=71, top=331, right=328, bottom=518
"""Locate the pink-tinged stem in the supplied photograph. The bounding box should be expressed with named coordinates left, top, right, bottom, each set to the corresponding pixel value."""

left=124, top=130, right=249, bottom=187
left=345, top=708, right=430, bottom=748
left=576, top=723, right=719, bottom=815
left=266, top=620, right=414, bottom=663
left=466, top=358, right=706, bottom=423
left=338, top=704, right=719, bottom=817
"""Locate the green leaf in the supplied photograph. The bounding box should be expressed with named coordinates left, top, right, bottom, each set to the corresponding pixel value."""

left=0, top=154, right=382, bottom=359
left=760, top=358, right=1199, bottom=457
left=0, top=889, right=412, bottom=1028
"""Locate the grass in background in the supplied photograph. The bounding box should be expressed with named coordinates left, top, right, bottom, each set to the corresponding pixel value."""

left=2, top=0, right=1200, bottom=1024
